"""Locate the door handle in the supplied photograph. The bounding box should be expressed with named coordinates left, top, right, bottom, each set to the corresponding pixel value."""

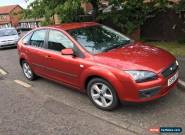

left=45, top=55, right=53, bottom=59
left=45, top=55, right=51, bottom=58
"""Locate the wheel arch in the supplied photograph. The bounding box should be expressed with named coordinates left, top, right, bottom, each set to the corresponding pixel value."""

left=81, top=66, right=124, bottom=97
left=85, top=75, right=107, bottom=92
left=20, top=58, right=26, bottom=66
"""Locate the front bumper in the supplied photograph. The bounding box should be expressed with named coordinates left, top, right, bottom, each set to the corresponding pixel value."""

left=124, top=78, right=178, bottom=103
left=117, top=69, right=179, bottom=103
left=0, top=41, right=17, bottom=48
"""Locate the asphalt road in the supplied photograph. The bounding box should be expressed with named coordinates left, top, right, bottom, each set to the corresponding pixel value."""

left=0, top=48, right=184, bottom=135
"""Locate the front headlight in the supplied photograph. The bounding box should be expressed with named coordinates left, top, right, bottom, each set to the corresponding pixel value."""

left=125, top=70, right=158, bottom=83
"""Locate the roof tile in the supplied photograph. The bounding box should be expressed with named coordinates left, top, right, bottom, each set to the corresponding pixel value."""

left=0, top=5, right=20, bottom=14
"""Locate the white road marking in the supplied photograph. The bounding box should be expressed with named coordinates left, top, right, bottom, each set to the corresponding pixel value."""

left=0, top=68, right=7, bottom=75
left=178, top=79, right=185, bottom=90
left=14, top=80, right=31, bottom=88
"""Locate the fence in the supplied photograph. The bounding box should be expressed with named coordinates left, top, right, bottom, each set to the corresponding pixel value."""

left=141, top=10, right=185, bottom=42
left=77, top=10, right=185, bottom=42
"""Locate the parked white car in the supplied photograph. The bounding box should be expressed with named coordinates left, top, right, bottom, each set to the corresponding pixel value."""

left=0, top=27, right=19, bottom=48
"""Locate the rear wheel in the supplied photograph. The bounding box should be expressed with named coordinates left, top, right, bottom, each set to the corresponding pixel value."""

left=22, top=60, right=37, bottom=81
left=87, top=78, right=119, bottom=111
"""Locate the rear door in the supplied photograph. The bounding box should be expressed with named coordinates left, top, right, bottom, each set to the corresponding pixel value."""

left=24, top=29, right=48, bottom=76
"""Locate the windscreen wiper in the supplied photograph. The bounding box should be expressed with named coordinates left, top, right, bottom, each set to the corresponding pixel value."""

left=104, top=40, right=131, bottom=52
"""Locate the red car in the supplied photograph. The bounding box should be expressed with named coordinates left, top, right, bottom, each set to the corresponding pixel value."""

left=17, top=22, right=179, bottom=110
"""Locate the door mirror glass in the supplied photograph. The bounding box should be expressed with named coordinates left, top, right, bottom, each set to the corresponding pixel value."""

left=61, top=48, right=74, bottom=55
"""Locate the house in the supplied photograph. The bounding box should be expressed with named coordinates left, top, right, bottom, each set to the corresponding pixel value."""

left=0, top=5, right=23, bottom=28
left=18, top=18, right=44, bottom=29
left=81, top=2, right=93, bottom=14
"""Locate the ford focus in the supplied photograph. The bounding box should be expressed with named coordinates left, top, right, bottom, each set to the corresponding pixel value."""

left=17, top=22, right=179, bottom=110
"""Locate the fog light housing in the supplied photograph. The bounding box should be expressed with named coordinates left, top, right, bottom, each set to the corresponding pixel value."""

left=139, top=86, right=161, bottom=98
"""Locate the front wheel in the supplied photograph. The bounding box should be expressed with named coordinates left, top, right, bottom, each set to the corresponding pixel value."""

left=87, top=78, right=119, bottom=111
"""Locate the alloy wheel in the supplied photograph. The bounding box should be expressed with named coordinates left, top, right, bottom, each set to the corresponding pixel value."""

left=90, top=83, right=113, bottom=108
left=23, top=62, right=33, bottom=79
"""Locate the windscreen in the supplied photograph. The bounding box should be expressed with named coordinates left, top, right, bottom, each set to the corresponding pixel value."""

left=68, top=25, right=130, bottom=54
left=0, top=29, right=18, bottom=37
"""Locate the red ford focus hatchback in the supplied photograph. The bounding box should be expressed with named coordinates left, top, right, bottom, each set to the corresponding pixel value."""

left=17, top=22, right=179, bottom=110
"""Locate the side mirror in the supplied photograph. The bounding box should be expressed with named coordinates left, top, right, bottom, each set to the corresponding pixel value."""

left=61, top=48, right=74, bottom=55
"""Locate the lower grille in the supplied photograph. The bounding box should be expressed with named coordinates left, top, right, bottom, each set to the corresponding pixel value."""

left=139, top=86, right=161, bottom=98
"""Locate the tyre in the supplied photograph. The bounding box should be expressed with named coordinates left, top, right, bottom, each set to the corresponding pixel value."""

left=21, top=60, right=37, bottom=81
left=87, top=78, right=119, bottom=111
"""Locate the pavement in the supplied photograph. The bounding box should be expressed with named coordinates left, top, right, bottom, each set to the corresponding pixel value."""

left=177, top=57, right=185, bottom=81
left=0, top=48, right=185, bottom=135
left=177, top=57, right=185, bottom=89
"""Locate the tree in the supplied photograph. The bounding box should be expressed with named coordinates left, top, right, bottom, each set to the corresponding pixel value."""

left=23, top=0, right=66, bottom=25
left=97, top=0, right=151, bottom=34
left=24, top=0, right=183, bottom=34
left=57, top=0, right=84, bottom=23
left=24, top=0, right=87, bottom=24
left=175, top=0, right=185, bottom=11
left=97, top=0, right=177, bottom=34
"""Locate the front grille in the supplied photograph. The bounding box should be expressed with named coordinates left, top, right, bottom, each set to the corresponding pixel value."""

left=162, top=61, right=178, bottom=78
left=139, top=86, right=161, bottom=98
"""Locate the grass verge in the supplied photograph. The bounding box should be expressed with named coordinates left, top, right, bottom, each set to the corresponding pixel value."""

left=148, top=42, right=185, bottom=57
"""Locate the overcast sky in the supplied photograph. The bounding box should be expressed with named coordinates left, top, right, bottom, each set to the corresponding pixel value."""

left=0, top=0, right=34, bottom=8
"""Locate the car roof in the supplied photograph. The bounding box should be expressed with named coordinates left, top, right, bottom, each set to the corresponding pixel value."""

left=47, top=22, right=99, bottom=31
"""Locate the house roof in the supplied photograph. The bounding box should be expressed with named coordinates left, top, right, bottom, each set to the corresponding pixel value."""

left=0, top=5, right=22, bottom=15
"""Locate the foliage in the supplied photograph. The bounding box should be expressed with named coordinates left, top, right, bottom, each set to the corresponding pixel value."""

left=57, top=0, right=84, bottom=23
left=98, top=0, right=150, bottom=34
left=175, top=0, right=185, bottom=11
left=24, top=0, right=184, bottom=34
left=97, top=0, right=178, bottom=34
left=23, top=0, right=65, bottom=24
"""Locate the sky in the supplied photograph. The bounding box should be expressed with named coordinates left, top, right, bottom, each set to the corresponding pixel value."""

left=0, top=0, right=34, bottom=9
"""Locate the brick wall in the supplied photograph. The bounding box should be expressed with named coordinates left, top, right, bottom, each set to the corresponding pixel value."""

left=10, top=6, right=23, bottom=27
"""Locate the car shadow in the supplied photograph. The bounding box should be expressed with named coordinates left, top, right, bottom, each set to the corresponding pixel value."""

left=35, top=76, right=176, bottom=112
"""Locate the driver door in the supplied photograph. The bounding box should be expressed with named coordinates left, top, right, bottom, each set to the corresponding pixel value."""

left=43, top=29, right=83, bottom=88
